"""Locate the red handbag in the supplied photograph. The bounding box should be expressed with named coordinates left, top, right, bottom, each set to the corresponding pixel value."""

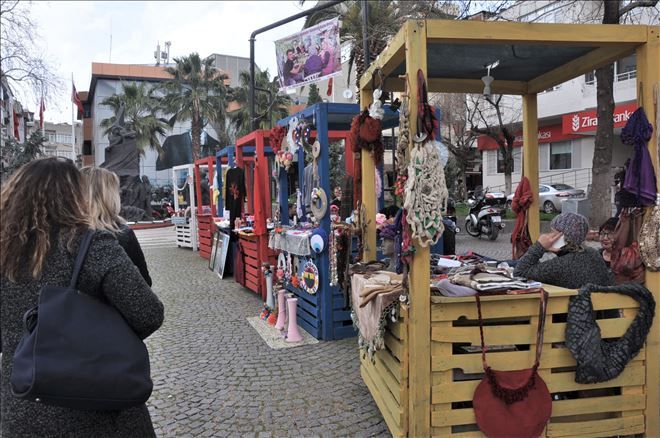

left=473, top=291, right=552, bottom=438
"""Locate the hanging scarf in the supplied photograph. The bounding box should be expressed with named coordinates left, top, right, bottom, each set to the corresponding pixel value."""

left=416, top=69, right=438, bottom=141
left=621, top=107, right=656, bottom=206
left=512, top=176, right=533, bottom=259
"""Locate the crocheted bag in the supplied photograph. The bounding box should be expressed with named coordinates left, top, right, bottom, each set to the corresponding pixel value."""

left=473, top=291, right=551, bottom=438
left=566, top=283, right=655, bottom=383
left=639, top=198, right=660, bottom=270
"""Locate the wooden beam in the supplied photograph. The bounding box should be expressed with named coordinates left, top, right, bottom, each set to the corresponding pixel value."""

left=637, top=25, right=660, bottom=438
left=360, top=87, right=377, bottom=262
left=425, top=19, right=649, bottom=46
left=404, top=19, right=431, bottom=438
left=428, top=78, right=527, bottom=95
left=522, top=94, right=540, bottom=241
left=359, top=24, right=407, bottom=91
left=383, top=77, right=528, bottom=95
left=527, top=44, right=637, bottom=94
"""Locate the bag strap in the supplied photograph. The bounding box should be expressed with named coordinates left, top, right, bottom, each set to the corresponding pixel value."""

left=69, top=230, right=94, bottom=290
left=477, top=290, right=548, bottom=370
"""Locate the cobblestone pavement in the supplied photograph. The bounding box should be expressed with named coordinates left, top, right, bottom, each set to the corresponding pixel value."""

left=137, top=219, right=598, bottom=437
left=139, top=228, right=389, bottom=437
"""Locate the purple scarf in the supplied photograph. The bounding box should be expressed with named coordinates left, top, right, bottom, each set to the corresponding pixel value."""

left=622, top=107, right=656, bottom=206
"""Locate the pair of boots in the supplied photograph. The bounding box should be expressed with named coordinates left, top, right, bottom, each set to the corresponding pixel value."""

left=274, top=290, right=302, bottom=342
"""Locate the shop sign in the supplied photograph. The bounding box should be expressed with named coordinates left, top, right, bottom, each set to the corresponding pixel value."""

left=477, top=124, right=580, bottom=151
left=561, top=102, right=637, bottom=134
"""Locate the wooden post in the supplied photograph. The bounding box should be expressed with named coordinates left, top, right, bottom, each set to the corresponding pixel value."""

left=360, top=87, right=377, bottom=261
left=522, top=94, right=540, bottom=240
left=637, top=26, right=659, bottom=438
left=404, top=20, right=431, bottom=438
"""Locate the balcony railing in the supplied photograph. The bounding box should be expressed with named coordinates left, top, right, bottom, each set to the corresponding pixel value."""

left=584, top=69, right=636, bottom=86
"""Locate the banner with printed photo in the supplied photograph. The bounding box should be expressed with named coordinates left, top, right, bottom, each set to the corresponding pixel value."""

left=275, top=17, right=341, bottom=92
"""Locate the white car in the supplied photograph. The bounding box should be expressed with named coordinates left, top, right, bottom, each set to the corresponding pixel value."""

left=507, top=184, right=586, bottom=213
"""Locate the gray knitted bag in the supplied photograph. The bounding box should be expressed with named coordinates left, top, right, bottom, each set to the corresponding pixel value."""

left=566, top=283, right=655, bottom=384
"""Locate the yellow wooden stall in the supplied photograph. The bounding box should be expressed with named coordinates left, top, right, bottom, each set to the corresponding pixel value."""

left=357, top=19, right=659, bottom=437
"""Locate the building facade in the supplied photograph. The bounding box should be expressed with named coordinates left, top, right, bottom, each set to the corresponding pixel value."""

left=81, top=61, right=231, bottom=186
left=476, top=0, right=657, bottom=195
left=30, top=121, right=83, bottom=161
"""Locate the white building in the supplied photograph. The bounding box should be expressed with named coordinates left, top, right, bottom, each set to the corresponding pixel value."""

left=81, top=61, right=230, bottom=186
left=31, top=121, right=82, bottom=161
left=476, top=0, right=658, bottom=194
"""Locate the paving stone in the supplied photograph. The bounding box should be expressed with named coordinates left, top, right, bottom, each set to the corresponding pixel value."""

left=140, top=241, right=390, bottom=437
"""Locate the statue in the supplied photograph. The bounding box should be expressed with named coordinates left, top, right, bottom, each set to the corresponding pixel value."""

left=101, top=105, right=153, bottom=221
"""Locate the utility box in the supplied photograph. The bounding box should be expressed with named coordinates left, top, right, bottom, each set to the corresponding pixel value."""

left=563, top=198, right=591, bottom=217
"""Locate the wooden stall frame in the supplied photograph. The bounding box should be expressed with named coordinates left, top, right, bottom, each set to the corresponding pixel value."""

left=276, top=103, right=368, bottom=340
left=172, top=164, right=198, bottom=251
left=234, top=131, right=277, bottom=300
left=358, top=19, right=659, bottom=437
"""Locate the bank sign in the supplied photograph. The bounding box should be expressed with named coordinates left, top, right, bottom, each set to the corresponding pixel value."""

left=561, top=102, right=637, bottom=134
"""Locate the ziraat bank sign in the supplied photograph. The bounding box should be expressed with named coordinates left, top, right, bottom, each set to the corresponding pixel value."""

left=562, top=102, right=637, bottom=134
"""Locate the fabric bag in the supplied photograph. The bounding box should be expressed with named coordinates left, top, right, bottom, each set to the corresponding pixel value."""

left=566, top=283, right=655, bottom=384
left=473, top=291, right=552, bottom=438
left=11, top=230, right=153, bottom=411
left=611, top=208, right=645, bottom=284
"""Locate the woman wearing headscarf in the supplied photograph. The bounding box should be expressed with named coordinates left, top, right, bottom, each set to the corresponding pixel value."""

left=513, top=212, right=614, bottom=289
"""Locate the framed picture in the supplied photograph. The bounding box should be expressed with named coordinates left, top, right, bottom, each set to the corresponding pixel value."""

left=213, top=232, right=231, bottom=279
left=209, top=232, right=219, bottom=270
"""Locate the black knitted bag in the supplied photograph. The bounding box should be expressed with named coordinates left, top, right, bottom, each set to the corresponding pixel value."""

left=566, top=283, right=655, bottom=384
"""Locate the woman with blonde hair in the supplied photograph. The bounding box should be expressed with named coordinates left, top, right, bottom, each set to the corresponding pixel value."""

left=81, top=166, right=152, bottom=285
left=1, top=157, right=163, bottom=437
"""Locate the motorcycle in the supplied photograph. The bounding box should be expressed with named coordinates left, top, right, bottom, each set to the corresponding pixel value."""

left=464, top=187, right=506, bottom=241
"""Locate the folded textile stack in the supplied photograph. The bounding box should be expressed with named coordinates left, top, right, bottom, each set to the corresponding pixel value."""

left=433, top=266, right=542, bottom=297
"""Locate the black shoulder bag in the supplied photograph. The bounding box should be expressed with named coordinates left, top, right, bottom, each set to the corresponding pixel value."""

left=11, top=230, right=153, bottom=410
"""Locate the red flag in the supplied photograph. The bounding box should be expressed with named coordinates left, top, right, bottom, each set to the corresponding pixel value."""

left=71, top=80, right=84, bottom=114
left=39, top=97, right=45, bottom=129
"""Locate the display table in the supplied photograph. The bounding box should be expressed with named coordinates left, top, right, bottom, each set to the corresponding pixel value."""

left=360, top=284, right=645, bottom=438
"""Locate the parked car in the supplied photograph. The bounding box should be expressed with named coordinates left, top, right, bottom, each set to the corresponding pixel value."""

left=506, top=183, right=585, bottom=213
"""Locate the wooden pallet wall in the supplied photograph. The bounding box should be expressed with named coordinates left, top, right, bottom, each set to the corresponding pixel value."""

left=360, top=305, right=409, bottom=438
left=429, top=291, right=645, bottom=438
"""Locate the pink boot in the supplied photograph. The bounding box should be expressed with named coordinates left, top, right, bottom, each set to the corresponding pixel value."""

left=275, top=290, right=287, bottom=331
left=285, top=298, right=303, bottom=342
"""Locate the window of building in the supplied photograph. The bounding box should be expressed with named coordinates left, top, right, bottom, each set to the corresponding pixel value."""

left=550, top=141, right=572, bottom=170
left=584, top=71, right=596, bottom=85
left=616, top=53, right=636, bottom=81
left=54, top=133, right=72, bottom=144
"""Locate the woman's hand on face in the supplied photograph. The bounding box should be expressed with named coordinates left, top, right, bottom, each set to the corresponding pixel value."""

left=538, top=230, right=563, bottom=252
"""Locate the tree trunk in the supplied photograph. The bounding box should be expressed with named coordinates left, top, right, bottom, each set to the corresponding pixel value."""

left=191, top=109, right=201, bottom=163
left=590, top=0, right=620, bottom=226
left=459, top=163, right=468, bottom=201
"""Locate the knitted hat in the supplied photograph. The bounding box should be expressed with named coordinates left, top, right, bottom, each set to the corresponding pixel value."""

left=550, top=212, right=589, bottom=245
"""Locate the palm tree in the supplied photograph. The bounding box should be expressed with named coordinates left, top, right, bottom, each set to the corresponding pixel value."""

left=100, top=82, right=169, bottom=155
left=228, top=69, right=291, bottom=139
left=162, top=53, right=230, bottom=162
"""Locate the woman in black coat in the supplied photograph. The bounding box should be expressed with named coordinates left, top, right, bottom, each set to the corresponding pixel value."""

left=1, top=158, right=164, bottom=437
left=81, top=167, right=152, bottom=286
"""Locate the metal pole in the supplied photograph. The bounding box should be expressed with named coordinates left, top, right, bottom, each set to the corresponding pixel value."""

left=249, top=0, right=344, bottom=130
left=362, top=0, right=370, bottom=71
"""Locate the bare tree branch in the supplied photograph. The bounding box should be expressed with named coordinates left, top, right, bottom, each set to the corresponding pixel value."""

left=619, top=0, right=658, bottom=17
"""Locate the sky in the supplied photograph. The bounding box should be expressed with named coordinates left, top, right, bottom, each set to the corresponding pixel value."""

left=28, top=1, right=319, bottom=123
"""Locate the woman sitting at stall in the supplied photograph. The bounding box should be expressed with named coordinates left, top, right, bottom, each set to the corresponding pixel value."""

left=598, top=217, right=619, bottom=268
left=513, top=212, right=614, bottom=289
